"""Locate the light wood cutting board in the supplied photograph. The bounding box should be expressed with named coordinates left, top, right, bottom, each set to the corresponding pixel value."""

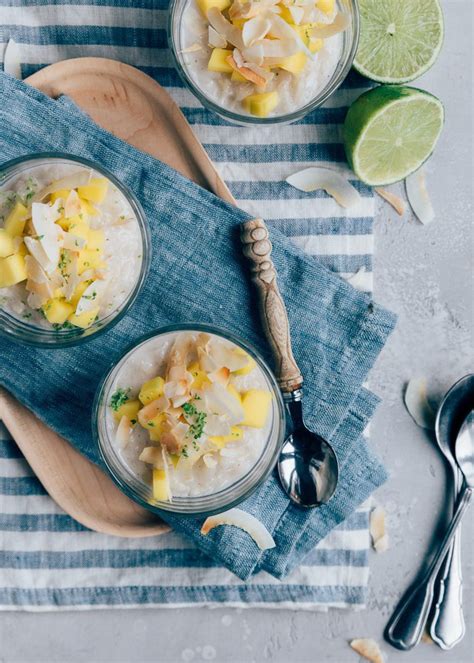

left=0, top=57, right=238, bottom=537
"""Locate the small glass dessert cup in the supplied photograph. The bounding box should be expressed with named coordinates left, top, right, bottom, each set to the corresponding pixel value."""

left=94, top=324, right=286, bottom=516
left=0, top=153, right=150, bottom=347
left=168, top=0, right=359, bottom=125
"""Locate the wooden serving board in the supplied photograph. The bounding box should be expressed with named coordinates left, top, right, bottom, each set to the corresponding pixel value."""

left=0, top=57, right=237, bottom=537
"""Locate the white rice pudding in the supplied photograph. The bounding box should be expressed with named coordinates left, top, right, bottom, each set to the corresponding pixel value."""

left=0, top=162, right=143, bottom=329
left=106, top=331, right=274, bottom=499
left=179, top=0, right=344, bottom=118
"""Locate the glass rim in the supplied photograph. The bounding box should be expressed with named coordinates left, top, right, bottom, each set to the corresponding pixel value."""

left=168, top=0, right=360, bottom=126
left=0, top=152, right=151, bottom=348
left=94, top=322, right=286, bottom=516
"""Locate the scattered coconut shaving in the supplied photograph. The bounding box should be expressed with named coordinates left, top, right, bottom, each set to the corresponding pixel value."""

left=115, top=415, right=132, bottom=448
left=208, top=26, right=227, bottom=48
left=405, top=168, right=435, bottom=224
left=286, top=167, right=361, bottom=208
left=201, top=508, right=276, bottom=550
left=3, top=39, right=21, bottom=79
left=370, top=506, right=389, bottom=553
left=374, top=187, right=406, bottom=216
left=310, top=12, right=350, bottom=39
left=349, top=638, right=385, bottom=663
left=404, top=377, right=436, bottom=430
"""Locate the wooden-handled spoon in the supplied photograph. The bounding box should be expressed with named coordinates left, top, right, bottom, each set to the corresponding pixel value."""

left=241, top=218, right=339, bottom=508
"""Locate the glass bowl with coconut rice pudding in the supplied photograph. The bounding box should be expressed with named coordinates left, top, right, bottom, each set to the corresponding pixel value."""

left=95, top=324, right=285, bottom=515
left=0, top=153, right=150, bottom=347
left=169, top=0, right=359, bottom=124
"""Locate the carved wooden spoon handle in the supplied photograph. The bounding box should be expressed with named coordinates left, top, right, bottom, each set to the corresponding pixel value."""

left=241, top=218, right=303, bottom=393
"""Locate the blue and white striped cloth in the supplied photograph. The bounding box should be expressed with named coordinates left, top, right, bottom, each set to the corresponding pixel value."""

left=0, top=0, right=376, bottom=610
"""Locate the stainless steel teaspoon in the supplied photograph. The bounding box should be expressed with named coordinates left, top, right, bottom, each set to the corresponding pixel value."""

left=241, top=218, right=339, bottom=507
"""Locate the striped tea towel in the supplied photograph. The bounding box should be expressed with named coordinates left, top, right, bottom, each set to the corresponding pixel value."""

left=1, top=0, right=380, bottom=610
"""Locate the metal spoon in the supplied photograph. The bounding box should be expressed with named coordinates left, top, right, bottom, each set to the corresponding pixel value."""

left=385, top=409, right=474, bottom=651
left=241, top=218, right=338, bottom=507
left=430, top=374, right=474, bottom=649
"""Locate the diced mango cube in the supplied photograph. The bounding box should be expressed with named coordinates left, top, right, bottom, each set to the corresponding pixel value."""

left=80, top=198, right=98, bottom=216
left=113, top=399, right=141, bottom=424
left=4, top=201, right=28, bottom=237
left=50, top=189, right=71, bottom=204
left=231, top=70, right=248, bottom=83
left=188, top=361, right=211, bottom=390
left=0, top=253, right=28, bottom=288
left=147, top=412, right=169, bottom=441
left=77, top=249, right=103, bottom=274
left=295, top=24, right=324, bottom=53
left=278, top=5, right=296, bottom=24
left=87, top=229, right=105, bottom=252
left=209, top=426, right=244, bottom=449
left=317, top=0, right=335, bottom=14
left=68, top=221, right=90, bottom=241
left=152, top=468, right=170, bottom=501
left=42, top=298, right=75, bottom=325
left=208, top=48, right=234, bottom=73
left=278, top=51, right=307, bottom=75
left=233, top=350, right=257, bottom=376
left=77, top=178, right=109, bottom=204
left=139, top=376, right=165, bottom=405
left=68, top=306, right=100, bottom=329
left=241, top=389, right=272, bottom=428
left=197, top=0, right=230, bottom=16
left=243, top=91, right=279, bottom=118
left=0, top=229, right=15, bottom=258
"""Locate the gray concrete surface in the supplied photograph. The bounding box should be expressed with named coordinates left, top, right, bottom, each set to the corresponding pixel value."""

left=1, top=2, right=472, bottom=662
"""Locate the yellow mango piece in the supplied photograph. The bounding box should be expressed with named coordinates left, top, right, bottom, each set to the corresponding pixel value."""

left=208, top=48, right=234, bottom=73
left=231, top=70, right=248, bottom=83
left=50, top=189, right=71, bottom=204
left=296, top=24, right=324, bottom=53
left=231, top=17, right=245, bottom=28
left=0, top=229, right=15, bottom=258
left=87, top=229, right=105, bottom=252
left=67, top=221, right=90, bottom=241
left=197, top=0, right=230, bottom=16
left=68, top=306, right=100, bottom=329
left=243, top=91, right=279, bottom=118
left=17, top=241, right=28, bottom=257
left=146, top=413, right=169, bottom=441
left=233, top=350, right=256, bottom=376
left=77, top=178, right=109, bottom=204
left=139, top=376, right=165, bottom=405
left=42, top=298, right=75, bottom=325
left=226, top=383, right=241, bottom=404
left=169, top=453, right=180, bottom=468
left=317, top=0, right=335, bottom=14
left=188, top=361, right=211, bottom=390
left=113, top=399, right=141, bottom=424
left=77, top=249, right=103, bottom=275
left=152, top=468, right=170, bottom=501
left=68, top=280, right=92, bottom=307
left=241, top=389, right=272, bottom=428
left=80, top=198, right=98, bottom=216
left=278, top=51, right=307, bottom=75
left=4, top=201, right=28, bottom=237
left=278, top=5, right=295, bottom=23
left=210, top=426, right=244, bottom=449
left=0, top=253, right=28, bottom=288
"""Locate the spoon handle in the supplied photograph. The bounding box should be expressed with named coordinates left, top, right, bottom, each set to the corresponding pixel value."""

left=241, top=218, right=303, bottom=393
left=385, top=486, right=473, bottom=651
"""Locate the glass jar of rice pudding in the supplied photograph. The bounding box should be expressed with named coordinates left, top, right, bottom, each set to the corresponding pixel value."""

left=169, top=0, right=359, bottom=125
left=95, top=324, right=285, bottom=516
left=0, top=153, right=150, bottom=347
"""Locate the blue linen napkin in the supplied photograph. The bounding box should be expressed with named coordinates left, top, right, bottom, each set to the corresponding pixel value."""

left=0, top=72, right=396, bottom=580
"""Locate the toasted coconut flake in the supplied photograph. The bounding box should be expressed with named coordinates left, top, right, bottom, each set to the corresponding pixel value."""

left=26, top=279, right=53, bottom=307
left=310, top=12, right=350, bottom=38
left=242, top=15, right=271, bottom=47
left=206, top=414, right=232, bottom=437
left=349, top=639, right=384, bottom=663
left=207, top=7, right=244, bottom=50
left=23, top=237, right=56, bottom=275
left=34, top=171, right=92, bottom=202
left=25, top=255, right=49, bottom=284
left=139, top=446, right=163, bottom=465
left=205, top=383, right=244, bottom=425
left=62, top=231, right=87, bottom=252
left=201, top=508, right=276, bottom=550
left=138, top=395, right=169, bottom=427
left=209, top=342, right=249, bottom=372
left=208, top=26, right=227, bottom=48
left=370, top=506, right=388, bottom=553
left=3, top=39, right=21, bottom=79
left=288, top=5, right=305, bottom=24
left=115, top=416, right=132, bottom=448
left=286, top=167, right=361, bottom=208
left=209, top=366, right=231, bottom=386
left=267, top=14, right=312, bottom=57
left=405, top=168, right=435, bottom=225
left=203, top=453, right=218, bottom=469
left=374, top=188, right=406, bottom=216
left=64, top=189, right=82, bottom=218
left=404, top=377, right=436, bottom=430
left=227, top=55, right=267, bottom=87
left=76, top=279, right=107, bottom=315
left=179, top=42, right=203, bottom=54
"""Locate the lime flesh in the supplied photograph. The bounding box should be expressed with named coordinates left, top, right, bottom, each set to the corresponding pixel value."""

left=354, top=0, right=444, bottom=84
left=343, top=86, right=444, bottom=186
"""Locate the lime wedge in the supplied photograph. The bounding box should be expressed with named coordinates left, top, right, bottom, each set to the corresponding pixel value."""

left=354, top=0, right=444, bottom=83
left=343, top=86, right=444, bottom=186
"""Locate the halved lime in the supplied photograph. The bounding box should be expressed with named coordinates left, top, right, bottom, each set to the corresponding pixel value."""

left=354, top=0, right=444, bottom=84
left=343, top=86, right=444, bottom=186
